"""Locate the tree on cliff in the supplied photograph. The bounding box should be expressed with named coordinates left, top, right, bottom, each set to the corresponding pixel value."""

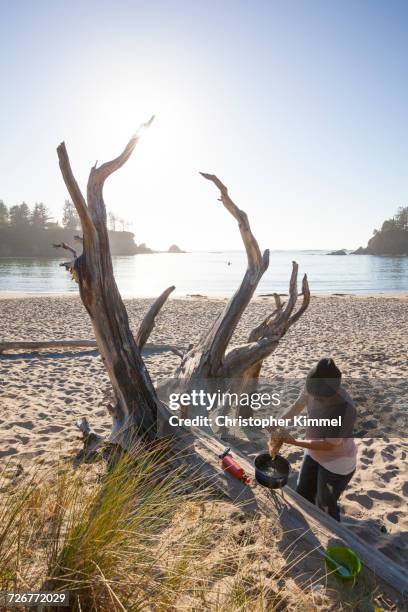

left=0, top=201, right=8, bottom=225
left=9, top=203, right=31, bottom=226
left=355, top=204, right=408, bottom=255
left=395, top=206, right=408, bottom=230
left=380, top=206, right=408, bottom=233
left=31, top=203, right=51, bottom=229
left=62, top=199, right=80, bottom=230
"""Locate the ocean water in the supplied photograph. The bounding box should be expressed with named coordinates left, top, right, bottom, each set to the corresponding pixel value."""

left=0, top=250, right=407, bottom=296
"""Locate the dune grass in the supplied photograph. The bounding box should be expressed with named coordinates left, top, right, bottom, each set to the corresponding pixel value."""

left=0, top=446, right=390, bottom=611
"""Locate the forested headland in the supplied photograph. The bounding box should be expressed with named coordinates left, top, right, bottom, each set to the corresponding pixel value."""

left=0, top=200, right=153, bottom=256
left=353, top=205, right=408, bottom=255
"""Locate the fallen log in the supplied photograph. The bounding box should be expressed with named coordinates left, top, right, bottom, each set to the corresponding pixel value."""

left=0, top=340, right=183, bottom=355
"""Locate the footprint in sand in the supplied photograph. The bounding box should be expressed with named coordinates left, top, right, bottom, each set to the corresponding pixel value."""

left=37, top=425, right=64, bottom=434
left=382, top=443, right=397, bottom=455
left=0, top=447, right=18, bottom=458
left=381, top=449, right=396, bottom=461
left=346, top=492, right=373, bottom=509
left=386, top=511, right=401, bottom=524
left=361, top=447, right=375, bottom=460
left=13, top=421, right=34, bottom=430
left=367, top=489, right=401, bottom=505
left=382, top=469, right=399, bottom=483
left=362, top=419, right=378, bottom=430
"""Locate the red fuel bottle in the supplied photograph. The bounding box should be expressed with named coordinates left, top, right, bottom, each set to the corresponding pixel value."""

left=219, top=448, right=250, bottom=484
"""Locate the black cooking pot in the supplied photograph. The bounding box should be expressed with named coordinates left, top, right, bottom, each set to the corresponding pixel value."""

left=254, top=453, right=290, bottom=489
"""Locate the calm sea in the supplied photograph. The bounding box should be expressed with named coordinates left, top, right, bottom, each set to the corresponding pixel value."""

left=0, top=251, right=407, bottom=296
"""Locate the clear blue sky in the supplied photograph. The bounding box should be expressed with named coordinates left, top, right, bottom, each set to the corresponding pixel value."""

left=1, top=0, right=407, bottom=250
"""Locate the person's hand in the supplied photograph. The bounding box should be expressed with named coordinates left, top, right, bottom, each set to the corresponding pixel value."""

left=268, top=429, right=297, bottom=456
left=268, top=425, right=287, bottom=457
left=268, top=437, right=284, bottom=458
left=280, top=432, right=296, bottom=445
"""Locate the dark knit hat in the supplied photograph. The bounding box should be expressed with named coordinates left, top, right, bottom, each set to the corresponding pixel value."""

left=306, top=358, right=341, bottom=398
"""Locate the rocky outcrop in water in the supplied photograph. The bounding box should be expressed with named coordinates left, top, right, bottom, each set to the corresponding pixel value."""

left=168, top=244, right=185, bottom=253
left=327, top=249, right=347, bottom=255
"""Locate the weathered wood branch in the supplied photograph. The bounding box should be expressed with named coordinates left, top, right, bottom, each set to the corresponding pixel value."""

left=177, top=175, right=270, bottom=378
left=57, top=126, right=162, bottom=447
left=136, top=285, right=175, bottom=350
left=52, top=242, right=77, bottom=258
left=287, top=273, right=310, bottom=326
left=223, top=263, right=310, bottom=377
left=248, top=293, right=284, bottom=343
left=57, top=143, right=95, bottom=240
left=199, top=174, right=265, bottom=276
left=93, top=116, right=155, bottom=182
left=74, top=417, right=105, bottom=464
left=52, top=241, right=78, bottom=273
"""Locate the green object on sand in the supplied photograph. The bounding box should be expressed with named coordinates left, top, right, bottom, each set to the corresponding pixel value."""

left=323, top=545, right=361, bottom=581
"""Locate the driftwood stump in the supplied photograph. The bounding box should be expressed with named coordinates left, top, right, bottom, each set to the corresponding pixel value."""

left=56, top=120, right=309, bottom=447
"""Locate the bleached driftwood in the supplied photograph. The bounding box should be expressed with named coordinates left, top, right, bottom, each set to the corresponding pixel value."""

left=53, top=122, right=311, bottom=443
left=0, top=340, right=182, bottom=355
left=173, top=175, right=310, bottom=388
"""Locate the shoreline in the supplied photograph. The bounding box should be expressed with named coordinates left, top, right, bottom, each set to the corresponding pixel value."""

left=1, top=291, right=408, bottom=300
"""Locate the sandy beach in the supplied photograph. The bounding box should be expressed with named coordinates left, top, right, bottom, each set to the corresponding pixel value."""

left=0, top=293, right=407, bottom=567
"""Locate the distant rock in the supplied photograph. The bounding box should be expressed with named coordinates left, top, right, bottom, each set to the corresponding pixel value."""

left=168, top=244, right=185, bottom=253
left=327, top=249, right=347, bottom=256
left=351, top=246, right=368, bottom=255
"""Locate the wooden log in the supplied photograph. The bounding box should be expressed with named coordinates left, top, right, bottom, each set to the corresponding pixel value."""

left=0, top=340, right=96, bottom=353
left=0, top=340, right=183, bottom=355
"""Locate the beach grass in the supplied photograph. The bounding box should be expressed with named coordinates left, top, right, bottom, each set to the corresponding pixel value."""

left=0, top=446, right=393, bottom=611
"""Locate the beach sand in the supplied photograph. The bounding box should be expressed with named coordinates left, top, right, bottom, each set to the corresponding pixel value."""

left=0, top=294, right=407, bottom=565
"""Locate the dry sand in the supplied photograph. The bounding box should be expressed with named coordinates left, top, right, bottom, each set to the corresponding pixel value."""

left=0, top=294, right=407, bottom=566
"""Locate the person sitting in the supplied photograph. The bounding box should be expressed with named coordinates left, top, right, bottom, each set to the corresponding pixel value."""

left=268, top=358, right=356, bottom=522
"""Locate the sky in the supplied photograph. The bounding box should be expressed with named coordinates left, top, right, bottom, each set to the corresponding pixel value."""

left=1, top=0, right=408, bottom=251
